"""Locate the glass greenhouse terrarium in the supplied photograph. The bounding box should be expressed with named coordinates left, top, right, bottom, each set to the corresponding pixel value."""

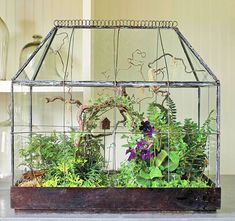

left=10, top=20, right=221, bottom=211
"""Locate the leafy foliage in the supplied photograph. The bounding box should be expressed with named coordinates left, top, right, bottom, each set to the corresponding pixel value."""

left=177, top=111, right=215, bottom=180
left=121, top=97, right=214, bottom=187
left=19, top=130, right=104, bottom=187
left=18, top=92, right=214, bottom=188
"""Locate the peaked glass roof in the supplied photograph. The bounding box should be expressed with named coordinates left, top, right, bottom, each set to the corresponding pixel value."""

left=13, top=20, right=218, bottom=85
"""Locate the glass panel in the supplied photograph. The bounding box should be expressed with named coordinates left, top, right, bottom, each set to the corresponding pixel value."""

left=15, top=32, right=55, bottom=80
left=206, top=134, right=217, bottom=184
left=157, top=29, right=197, bottom=82
left=0, top=94, right=11, bottom=179
left=92, top=29, right=116, bottom=81
left=13, top=84, right=31, bottom=183
left=13, top=85, right=30, bottom=133
left=179, top=39, right=215, bottom=82
left=33, top=28, right=78, bottom=81
left=200, top=86, right=217, bottom=185
left=116, top=29, right=158, bottom=81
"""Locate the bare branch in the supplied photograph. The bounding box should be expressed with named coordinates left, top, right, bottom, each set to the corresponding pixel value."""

left=45, top=96, right=82, bottom=106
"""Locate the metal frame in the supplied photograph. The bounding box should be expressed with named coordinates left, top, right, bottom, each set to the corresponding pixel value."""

left=12, top=80, right=217, bottom=87
left=11, top=82, right=14, bottom=185
left=11, top=20, right=221, bottom=187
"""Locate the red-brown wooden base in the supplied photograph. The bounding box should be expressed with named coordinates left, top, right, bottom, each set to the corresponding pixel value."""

left=10, top=186, right=221, bottom=212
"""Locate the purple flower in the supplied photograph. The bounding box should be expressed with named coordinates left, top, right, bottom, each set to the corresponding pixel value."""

left=125, top=137, right=161, bottom=162
left=139, top=121, right=156, bottom=137
left=136, top=140, right=154, bottom=161
left=139, top=121, right=151, bottom=132
left=126, top=147, right=136, bottom=161
left=146, top=127, right=156, bottom=138
left=136, top=139, right=148, bottom=149
left=140, top=148, right=152, bottom=160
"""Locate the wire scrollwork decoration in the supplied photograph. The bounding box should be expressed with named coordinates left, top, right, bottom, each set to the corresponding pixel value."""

left=54, top=20, right=178, bottom=29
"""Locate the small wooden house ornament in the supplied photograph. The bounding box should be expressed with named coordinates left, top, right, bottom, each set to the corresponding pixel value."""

left=101, top=117, right=111, bottom=130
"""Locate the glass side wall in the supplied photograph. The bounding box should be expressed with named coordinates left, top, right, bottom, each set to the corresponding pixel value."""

left=13, top=85, right=217, bottom=187
left=13, top=25, right=219, bottom=188
left=200, top=86, right=217, bottom=184
left=12, top=85, right=30, bottom=182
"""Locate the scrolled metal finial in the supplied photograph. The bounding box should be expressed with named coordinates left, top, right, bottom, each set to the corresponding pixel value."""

left=53, top=19, right=178, bottom=28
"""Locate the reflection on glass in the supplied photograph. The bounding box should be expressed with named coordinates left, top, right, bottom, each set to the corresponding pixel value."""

left=19, top=35, right=62, bottom=80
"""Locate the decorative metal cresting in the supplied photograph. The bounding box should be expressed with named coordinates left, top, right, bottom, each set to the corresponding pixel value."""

left=54, top=19, right=178, bottom=28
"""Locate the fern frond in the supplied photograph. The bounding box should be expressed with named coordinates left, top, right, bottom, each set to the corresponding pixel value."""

left=201, top=110, right=215, bottom=135
left=166, top=96, right=177, bottom=122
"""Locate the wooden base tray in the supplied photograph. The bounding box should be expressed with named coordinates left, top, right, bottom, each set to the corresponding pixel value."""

left=11, top=186, right=221, bottom=211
